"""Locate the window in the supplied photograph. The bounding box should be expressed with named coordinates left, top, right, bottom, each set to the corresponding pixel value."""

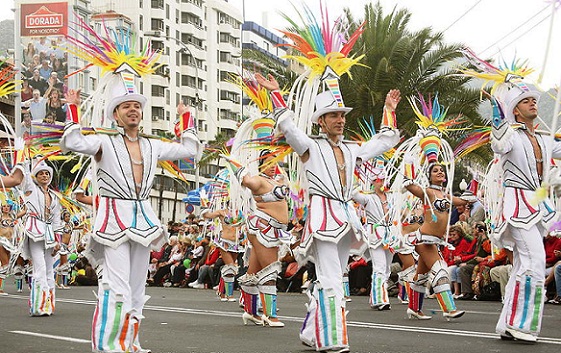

left=181, top=12, right=202, bottom=28
left=151, top=19, right=164, bottom=31
left=181, top=95, right=199, bottom=107
left=152, top=85, right=165, bottom=97
left=181, top=75, right=197, bottom=88
left=152, top=106, right=164, bottom=120
left=151, top=0, right=164, bottom=9
left=220, top=90, right=239, bottom=103
left=151, top=40, right=164, bottom=51
left=139, top=15, right=143, bottom=31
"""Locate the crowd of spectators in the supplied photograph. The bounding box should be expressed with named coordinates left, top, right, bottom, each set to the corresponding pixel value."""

left=19, top=36, right=69, bottom=125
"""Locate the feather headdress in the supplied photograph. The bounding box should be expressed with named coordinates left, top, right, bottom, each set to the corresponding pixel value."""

left=459, top=48, right=534, bottom=97
left=0, top=61, right=18, bottom=98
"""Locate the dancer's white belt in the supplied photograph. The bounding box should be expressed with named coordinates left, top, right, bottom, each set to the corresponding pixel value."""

left=253, top=209, right=287, bottom=231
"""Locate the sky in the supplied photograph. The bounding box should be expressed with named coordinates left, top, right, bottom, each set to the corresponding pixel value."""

left=231, top=0, right=561, bottom=90
left=1, top=0, right=559, bottom=88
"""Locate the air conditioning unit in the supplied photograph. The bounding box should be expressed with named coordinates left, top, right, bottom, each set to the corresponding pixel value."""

left=152, top=116, right=159, bottom=121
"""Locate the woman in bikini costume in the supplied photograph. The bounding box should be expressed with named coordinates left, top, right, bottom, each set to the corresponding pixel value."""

left=237, top=151, right=291, bottom=327
left=403, top=163, right=468, bottom=320
left=0, top=202, right=26, bottom=294
left=200, top=205, right=245, bottom=302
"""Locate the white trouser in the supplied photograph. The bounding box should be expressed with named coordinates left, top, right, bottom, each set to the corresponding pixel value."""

left=29, top=239, right=55, bottom=291
left=369, top=246, right=393, bottom=279
left=300, top=231, right=352, bottom=351
left=369, top=246, right=393, bottom=306
left=92, top=241, right=151, bottom=352
left=496, top=224, right=546, bottom=337
left=103, top=241, right=151, bottom=317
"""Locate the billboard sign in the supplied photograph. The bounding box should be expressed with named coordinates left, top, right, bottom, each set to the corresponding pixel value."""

left=21, top=2, right=68, bottom=37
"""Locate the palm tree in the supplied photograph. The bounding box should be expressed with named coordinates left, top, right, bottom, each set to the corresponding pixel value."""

left=340, top=2, right=485, bottom=145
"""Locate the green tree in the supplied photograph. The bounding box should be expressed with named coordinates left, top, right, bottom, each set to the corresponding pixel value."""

left=340, top=1, right=485, bottom=146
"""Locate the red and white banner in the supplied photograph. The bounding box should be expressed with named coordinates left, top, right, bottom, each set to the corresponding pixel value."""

left=21, top=2, right=68, bottom=37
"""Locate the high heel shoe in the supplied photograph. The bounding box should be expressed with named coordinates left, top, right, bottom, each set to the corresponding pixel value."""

left=242, top=312, right=263, bottom=326
left=442, top=310, right=465, bottom=321
left=406, top=308, right=432, bottom=320
left=261, top=315, right=285, bottom=327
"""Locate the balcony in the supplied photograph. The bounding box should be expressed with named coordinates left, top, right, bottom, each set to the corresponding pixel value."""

left=219, top=23, right=235, bottom=34
left=150, top=118, right=170, bottom=132
left=180, top=22, right=204, bottom=38
left=151, top=96, right=166, bottom=108
left=218, top=99, right=239, bottom=112
left=220, top=80, right=239, bottom=93
left=218, top=41, right=236, bottom=52
left=150, top=7, right=165, bottom=19
left=219, top=117, right=238, bottom=130
left=180, top=1, right=204, bottom=18
left=218, top=60, right=240, bottom=73
left=180, top=64, right=199, bottom=78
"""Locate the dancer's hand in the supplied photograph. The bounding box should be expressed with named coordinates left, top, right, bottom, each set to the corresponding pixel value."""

left=385, top=89, right=401, bottom=111
left=255, top=73, right=280, bottom=91
left=65, top=89, right=81, bottom=105
left=177, top=101, right=190, bottom=116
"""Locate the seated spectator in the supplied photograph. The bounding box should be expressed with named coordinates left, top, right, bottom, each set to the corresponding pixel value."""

left=544, top=234, right=561, bottom=298
left=187, top=238, right=210, bottom=284
left=490, top=249, right=513, bottom=302
left=73, top=257, right=97, bottom=286
left=470, top=244, right=508, bottom=300
left=163, top=241, right=189, bottom=287
left=188, top=243, right=219, bottom=289
left=547, top=260, right=561, bottom=304
left=458, top=223, right=491, bottom=300
left=147, top=236, right=178, bottom=286
left=152, top=237, right=182, bottom=286
left=441, top=225, right=472, bottom=298
left=347, top=255, right=370, bottom=297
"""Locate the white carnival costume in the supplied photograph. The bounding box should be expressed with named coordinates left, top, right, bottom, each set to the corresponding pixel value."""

left=13, top=161, right=63, bottom=316
left=461, top=51, right=561, bottom=342
left=386, top=93, right=468, bottom=319
left=61, top=23, right=201, bottom=352
left=271, top=6, right=399, bottom=350
left=223, top=74, right=294, bottom=326
left=353, top=158, right=399, bottom=310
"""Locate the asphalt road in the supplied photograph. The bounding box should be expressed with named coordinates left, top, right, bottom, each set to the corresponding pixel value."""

left=1, top=282, right=560, bottom=353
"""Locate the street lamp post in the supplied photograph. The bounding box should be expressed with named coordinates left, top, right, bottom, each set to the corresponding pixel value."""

left=144, top=30, right=202, bottom=109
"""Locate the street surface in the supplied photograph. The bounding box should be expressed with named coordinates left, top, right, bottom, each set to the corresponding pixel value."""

left=1, top=282, right=560, bottom=353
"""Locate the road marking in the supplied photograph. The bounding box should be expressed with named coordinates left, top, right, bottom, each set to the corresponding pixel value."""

left=9, top=330, right=90, bottom=344
left=5, top=294, right=561, bottom=345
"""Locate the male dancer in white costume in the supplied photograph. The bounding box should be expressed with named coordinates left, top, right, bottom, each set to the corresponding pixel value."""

left=490, top=83, right=561, bottom=343
left=257, top=73, right=400, bottom=353
left=60, top=79, right=201, bottom=352
left=2, top=161, right=62, bottom=315
left=352, top=160, right=398, bottom=310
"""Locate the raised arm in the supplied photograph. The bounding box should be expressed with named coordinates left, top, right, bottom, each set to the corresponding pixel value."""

left=60, top=89, right=103, bottom=157
left=201, top=209, right=225, bottom=220
left=255, top=73, right=314, bottom=159
left=1, top=168, right=24, bottom=188
left=487, top=94, right=515, bottom=155
left=156, top=103, right=202, bottom=162
left=357, top=89, right=401, bottom=162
